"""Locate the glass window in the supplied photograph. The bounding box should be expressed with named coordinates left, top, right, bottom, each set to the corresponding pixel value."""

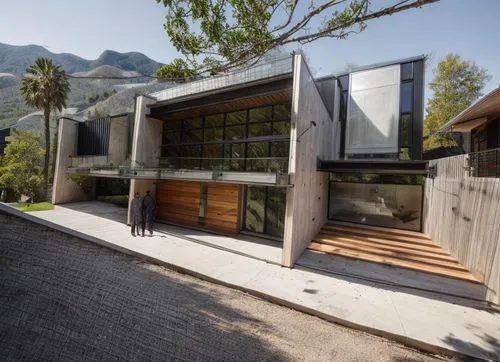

left=163, top=131, right=181, bottom=145
left=225, top=125, right=246, bottom=140
left=249, top=106, right=272, bottom=122
left=248, top=122, right=272, bottom=138
left=245, top=186, right=266, bottom=233
left=226, top=110, right=247, bottom=125
left=182, top=129, right=203, bottom=143
left=183, top=117, right=203, bottom=129
left=224, top=143, right=244, bottom=158
left=203, top=144, right=223, bottom=158
left=161, top=146, right=179, bottom=158
left=401, top=63, right=413, bottom=80
left=205, top=114, right=224, bottom=127
left=273, top=104, right=291, bottom=120
left=338, top=75, right=349, bottom=91
left=246, top=142, right=269, bottom=171
left=401, top=81, right=413, bottom=114
left=400, top=114, right=412, bottom=147
left=164, top=120, right=182, bottom=132
left=204, top=127, right=223, bottom=142
left=273, top=121, right=290, bottom=136
left=181, top=145, right=201, bottom=157
left=266, top=187, right=286, bottom=238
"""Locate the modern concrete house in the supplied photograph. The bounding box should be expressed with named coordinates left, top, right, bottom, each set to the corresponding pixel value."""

left=53, top=53, right=429, bottom=266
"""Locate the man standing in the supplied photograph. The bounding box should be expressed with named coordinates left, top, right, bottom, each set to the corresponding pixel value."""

left=142, top=190, right=156, bottom=236
left=131, top=192, right=143, bottom=237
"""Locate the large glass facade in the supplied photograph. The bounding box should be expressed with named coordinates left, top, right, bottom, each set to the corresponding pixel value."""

left=328, top=175, right=423, bottom=231
left=244, top=185, right=286, bottom=239
left=160, top=104, right=291, bottom=172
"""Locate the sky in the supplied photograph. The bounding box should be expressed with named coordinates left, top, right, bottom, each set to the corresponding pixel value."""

left=1, top=0, right=499, bottom=99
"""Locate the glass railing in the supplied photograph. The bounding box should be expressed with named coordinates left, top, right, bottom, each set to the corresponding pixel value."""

left=150, top=55, right=294, bottom=102
left=158, top=157, right=289, bottom=174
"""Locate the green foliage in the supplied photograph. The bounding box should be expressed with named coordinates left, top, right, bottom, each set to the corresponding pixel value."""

left=67, top=174, right=93, bottom=194
left=21, top=57, right=70, bottom=193
left=0, top=130, right=45, bottom=201
left=155, top=0, right=438, bottom=76
left=86, top=108, right=107, bottom=120
left=13, top=202, right=54, bottom=212
left=96, top=195, right=129, bottom=208
left=424, top=54, right=490, bottom=150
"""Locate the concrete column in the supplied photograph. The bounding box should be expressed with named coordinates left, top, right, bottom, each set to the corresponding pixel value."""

left=282, top=54, right=334, bottom=267
left=52, top=119, right=92, bottom=204
left=127, top=96, right=163, bottom=224
left=107, top=114, right=130, bottom=167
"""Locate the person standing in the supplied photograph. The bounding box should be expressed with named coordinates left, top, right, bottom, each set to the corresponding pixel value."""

left=130, top=192, right=143, bottom=237
left=142, top=190, right=156, bottom=236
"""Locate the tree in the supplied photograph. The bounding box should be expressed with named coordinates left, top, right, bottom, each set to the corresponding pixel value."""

left=155, top=0, right=438, bottom=78
left=21, top=57, right=70, bottom=196
left=0, top=130, right=45, bottom=201
left=424, top=54, right=490, bottom=150
left=86, top=107, right=107, bottom=120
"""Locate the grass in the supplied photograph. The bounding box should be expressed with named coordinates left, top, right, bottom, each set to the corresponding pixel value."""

left=12, top=202, right=54, bottom=212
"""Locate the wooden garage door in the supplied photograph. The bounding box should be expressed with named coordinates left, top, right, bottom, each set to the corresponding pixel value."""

left=156, top=180, right=201, bottom=228
left=156, top=181, right=240, bottom=234
left=205, top=183, right=240, bottom=234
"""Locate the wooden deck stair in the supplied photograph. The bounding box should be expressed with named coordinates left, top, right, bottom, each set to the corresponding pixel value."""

left=308, top=222, right=481, bottom=284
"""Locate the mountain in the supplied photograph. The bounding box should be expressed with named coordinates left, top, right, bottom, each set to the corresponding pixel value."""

left=0, top=43, right=166, bottom=130
left=0, top=43, right=162, bottom=76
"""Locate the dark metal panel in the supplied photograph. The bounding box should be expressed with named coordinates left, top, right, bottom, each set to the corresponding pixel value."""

left=77, top=117, right=111, bottom=156
left=0, top=127, right=11, bottom=155
left=318, top=159, right=428, bottom=175
left=412, top=59, right=425, bottom=160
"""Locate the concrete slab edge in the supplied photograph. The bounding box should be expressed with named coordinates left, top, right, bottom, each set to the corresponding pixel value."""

left=0, top=204, right=481, bottom=361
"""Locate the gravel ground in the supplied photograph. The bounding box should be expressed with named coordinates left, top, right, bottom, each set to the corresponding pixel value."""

left=0, top=211, right=448, bottom=361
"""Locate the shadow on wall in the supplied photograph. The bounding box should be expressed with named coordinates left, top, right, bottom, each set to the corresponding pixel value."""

left=0, top=211, right=288, bottom=361
left=442, top=324, right=500, bottom=361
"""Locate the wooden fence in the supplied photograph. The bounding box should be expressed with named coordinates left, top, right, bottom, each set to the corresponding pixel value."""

left=423, top=154, right=500, bottom=304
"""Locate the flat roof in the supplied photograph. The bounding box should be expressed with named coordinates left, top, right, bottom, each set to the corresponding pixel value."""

left=438, top=86, right=500, bottom=133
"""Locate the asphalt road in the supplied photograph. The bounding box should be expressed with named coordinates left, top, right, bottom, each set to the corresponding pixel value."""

left=0, top=211, right=447, bottom=361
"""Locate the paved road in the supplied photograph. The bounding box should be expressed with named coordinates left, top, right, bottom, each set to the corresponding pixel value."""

left=0, top=211, right=446, bottom=361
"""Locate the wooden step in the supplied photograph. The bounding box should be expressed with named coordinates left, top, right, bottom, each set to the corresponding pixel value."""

left=308, top=242, right=480, bottom=284
left=317, top=231, right=447, bottom=255
left=315, top=234, right=456, bottom=262
left=327, top=221, right=430, bottom=239
left=312, top=237, right=467, bottom=272
left=323, top=224, right=435, bottom=246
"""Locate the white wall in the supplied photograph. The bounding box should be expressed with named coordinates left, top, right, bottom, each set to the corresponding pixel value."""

left=424, top=154, right=500, bottom=304
left=282, top=54, right=335, bottom=267
left=127, top=96, right=163, bottom=224
left=52, top=119, right=92, bottom=204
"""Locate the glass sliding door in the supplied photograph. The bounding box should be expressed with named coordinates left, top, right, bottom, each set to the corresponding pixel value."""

left=244, top=185, right=286, bottom=239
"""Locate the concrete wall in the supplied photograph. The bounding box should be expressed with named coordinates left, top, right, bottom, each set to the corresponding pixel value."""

left=127, top=96, right=163, bottom=224
left=424, top=154, right=500, bottom=304
left=108, top=114, right=130, bottom=166
left=52, top=119, right=92, bottom=204
left=282, top=54, right=335, bottom=267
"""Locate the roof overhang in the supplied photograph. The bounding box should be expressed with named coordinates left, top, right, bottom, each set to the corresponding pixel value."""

left=439, top=87, right=500, bottom=133
left=318, top=159, right=429, bottom=175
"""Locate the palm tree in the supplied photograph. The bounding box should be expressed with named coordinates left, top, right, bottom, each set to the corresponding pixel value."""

left=21, top=57, right=70, bottom=196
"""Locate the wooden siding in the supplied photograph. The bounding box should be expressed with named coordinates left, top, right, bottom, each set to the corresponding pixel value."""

left=156, top=180, right=201, bottom=228
left=206, top=183, right=240, bottom=234
left=424, top=154, right=500, bottom=304
left=156, top=181, right=240, bottom=235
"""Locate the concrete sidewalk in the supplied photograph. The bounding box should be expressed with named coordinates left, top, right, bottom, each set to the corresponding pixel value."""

left=2, top=202, right=499, bottom=360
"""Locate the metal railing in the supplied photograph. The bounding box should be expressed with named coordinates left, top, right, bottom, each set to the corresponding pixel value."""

left=468, top=147, right=500, bottom=178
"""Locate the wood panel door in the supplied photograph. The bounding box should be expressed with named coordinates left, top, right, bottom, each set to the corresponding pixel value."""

left=156, top=180, right=201, bottom=228
left=156, top=180, right=241, bottom=235
left=205, top=183, right=240, bottom=234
